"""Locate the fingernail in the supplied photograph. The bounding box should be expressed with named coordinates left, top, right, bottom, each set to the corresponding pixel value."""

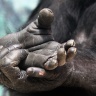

left=66, top=40, right=75, bottom=46
left=44, top=59, right=58, bottom=70
left=39, top=71, right=45, bottom=76
left=27, top=67, right=46, bottom=77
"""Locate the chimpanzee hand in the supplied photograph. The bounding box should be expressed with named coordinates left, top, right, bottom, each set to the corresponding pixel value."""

left=0, top=8, right=77, bottom=93
left=0, top=8, right=54, bottom=48
left=0, top=39, right=76, bottom=93
left=24, top=39, right=76, bottom=77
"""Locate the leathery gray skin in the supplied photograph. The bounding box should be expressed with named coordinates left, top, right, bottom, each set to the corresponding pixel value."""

left=0, top=8, right=77, bottom=93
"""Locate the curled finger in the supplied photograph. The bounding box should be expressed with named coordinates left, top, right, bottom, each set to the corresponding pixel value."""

left=44, top=58, right=58, bottom=70
left=66, top=47, right=77, bottom=62
left=27, top=67, right=46, bottom=78
left=57, top=47, right=66, bottom=66
left=0, top=49, right=28, bottom=82
left=0, top=44, right=23, bottom=58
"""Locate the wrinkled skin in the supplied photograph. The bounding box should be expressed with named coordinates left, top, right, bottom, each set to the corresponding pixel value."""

left=1, top=0, right=96, bottom=96
left=0, top=8, right=76, bottom=93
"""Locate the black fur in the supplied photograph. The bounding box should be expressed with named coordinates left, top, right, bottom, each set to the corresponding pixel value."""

left=3, top=0, right=96, bottom=96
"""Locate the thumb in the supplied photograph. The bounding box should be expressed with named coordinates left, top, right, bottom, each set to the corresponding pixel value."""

left=37, top=8, right=54, bottom=29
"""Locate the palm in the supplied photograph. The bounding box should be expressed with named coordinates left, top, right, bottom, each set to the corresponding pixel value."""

left=0, top=8, right=76, bottom=93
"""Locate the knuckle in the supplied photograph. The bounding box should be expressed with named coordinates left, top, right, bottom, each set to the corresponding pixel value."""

left=0, top=57, right=12, bottom=67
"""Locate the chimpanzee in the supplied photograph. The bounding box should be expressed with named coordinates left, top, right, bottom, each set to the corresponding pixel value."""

left=0, top=0, right=96, bottom=96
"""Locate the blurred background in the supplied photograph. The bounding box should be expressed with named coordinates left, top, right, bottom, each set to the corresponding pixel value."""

left=0, top=0, right=40, bottom=37
left=0, top=0, right=40, bottom=95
